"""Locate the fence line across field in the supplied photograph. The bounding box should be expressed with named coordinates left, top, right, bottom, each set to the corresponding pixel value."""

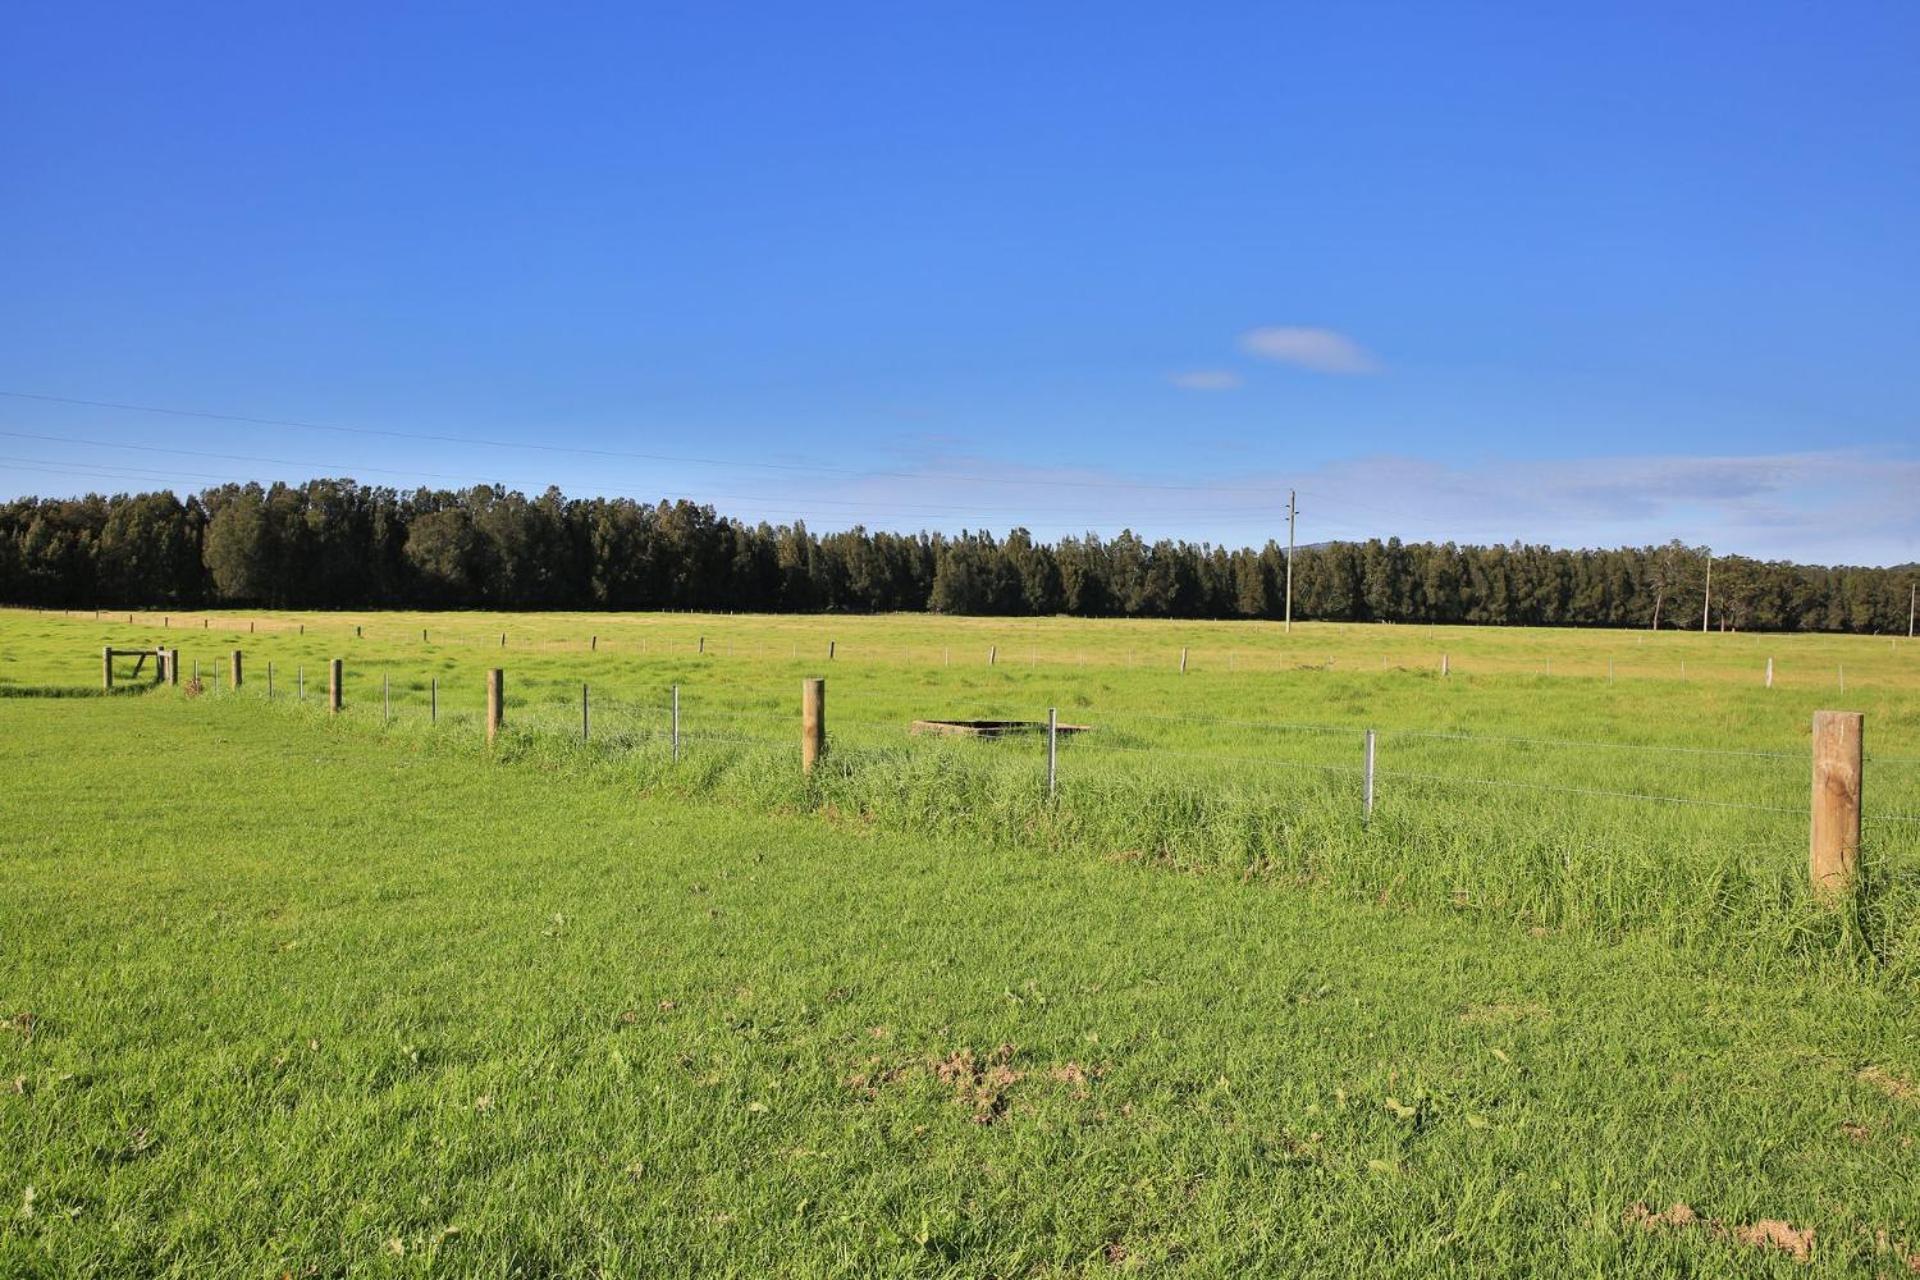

left=147, top=649, right=1907, bottom=897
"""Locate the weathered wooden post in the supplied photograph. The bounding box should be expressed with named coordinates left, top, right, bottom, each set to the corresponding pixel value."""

left=591, top=634, right=597, bottom=652
left=828, top=639, right=836, bottom=661
left=1766, top=657, right=1774, bottom=688
left=102, top=646, right=113, bottom=690
left=230, top=649, right=244, bottom=690
left=671, top=685, right=681, bottom=761
left=327, top=659, right=343, bottom=713
left=801, top=677, right=825, bottom=774
left=1180, top=647, right=1189, bottom=674
left=988, top=645, right=997, bottom=666
left=486, top=668, right=504, bottom=743
left=266, top=661, right=273, bottom=698
left=581, top=683, right=589, bottom=741
left=166, top=649, right=179, bottom=686
left=1810, top=711, right=1863, bottom=900
left=1441, top=653, right=1449, bottom=677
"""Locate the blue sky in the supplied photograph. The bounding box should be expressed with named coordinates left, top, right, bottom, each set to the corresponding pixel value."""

left=2, top=2, right=1916, bottom=563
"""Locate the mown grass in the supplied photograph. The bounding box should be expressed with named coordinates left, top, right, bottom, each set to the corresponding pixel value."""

left=4, top=608, right=1914, bottom=976
left=4, top=695, right=1920, bottom=1276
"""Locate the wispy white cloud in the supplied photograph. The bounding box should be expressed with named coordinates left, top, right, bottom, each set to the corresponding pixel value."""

left=1239, top=326, right=1380, bottom=375
left=1167, top=369, right=1243, bottom=391
left=729, top=446, right=1917, bottom=565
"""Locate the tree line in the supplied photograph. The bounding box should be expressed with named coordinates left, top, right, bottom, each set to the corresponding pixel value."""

left=0, top=479, right=1912, bottom=632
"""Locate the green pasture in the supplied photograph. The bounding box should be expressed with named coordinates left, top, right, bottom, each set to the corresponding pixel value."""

left=4, top=608, right=1917, bottom=973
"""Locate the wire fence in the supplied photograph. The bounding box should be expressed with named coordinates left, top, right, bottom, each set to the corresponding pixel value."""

left=155, top=660, right=1920, bottom=847
left=49, top=606, right=1920, bottom=695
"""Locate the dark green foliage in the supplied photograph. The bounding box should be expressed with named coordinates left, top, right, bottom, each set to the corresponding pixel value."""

left=0, top=482, right=1913, bottom=631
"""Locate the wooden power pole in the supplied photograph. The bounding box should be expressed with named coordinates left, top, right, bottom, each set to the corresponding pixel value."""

left=1284, top=490, right=1297, bottom=635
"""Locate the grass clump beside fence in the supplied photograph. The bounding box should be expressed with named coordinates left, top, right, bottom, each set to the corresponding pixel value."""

left=224, top=680, right=1920, bottom=984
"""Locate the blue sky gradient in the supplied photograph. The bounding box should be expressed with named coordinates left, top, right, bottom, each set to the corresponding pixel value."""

left=3, top=2, right=1916, bottom=562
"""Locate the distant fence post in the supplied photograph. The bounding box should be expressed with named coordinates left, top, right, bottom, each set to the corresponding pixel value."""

left=581, top=683, right=589, bottom=741
left=1180, top=647, right=1189, bottom=674
left=591, top=634, right=597, bottom=652
left=266, top=661, right=273, bottom=699
left=102, top=646, right=113, bottom=690
left=1810, top=710, right=1863, bottom=900
left=166, top=649, right=180, bottom=686
left=671, top=685, right=681, bottom=761
left=1441, top=653, right=1449, bottom=677
left=1363, top=729, right=1377, bottom=822
left=384, top=674, right=391, bottom=725
left=430, top=677, right=437, bottom=724
left=230, top=649, right=243, bottom=690
left=1047, top=706, right=1058, bottom=798
left=988, top=645, right=997, bottom=666
left=1766, top=657, right=1774, bottom=689
left=802, top=678, right=825, bottom=774
left=828, top=640, right=836, bottom=661
left=486, top=668, right=504, bottom=744
left=327, top=659, right=342, bottom=714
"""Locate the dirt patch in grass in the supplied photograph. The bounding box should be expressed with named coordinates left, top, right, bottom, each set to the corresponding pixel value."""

left=934, top=1044, right=1024, bottom=1123
left=1623, top=1203, right=1815, bottom=1264
left=1859, top=1065, right=1918, bottom=1105
left=845, top=1046, right=1106, bottom=1121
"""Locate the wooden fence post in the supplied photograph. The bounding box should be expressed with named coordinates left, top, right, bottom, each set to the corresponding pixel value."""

left=486, top=668, right=504, bottom=744
left=1180, top=647, right=1189, bottom=674
left=1810, top=710, right=1863, bottom=900
left=801, top=678, right=825, bottom=774
left=230, top=649, right=243, bottom=690
left=102, top=646, right=113, bottom=690
left=166, top=649, right=179, bottom=686
left=327, top=659, right=343, bottom=713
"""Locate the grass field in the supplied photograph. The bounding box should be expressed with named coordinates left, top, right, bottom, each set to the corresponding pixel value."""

left=4, top=609, right=1920, bottom=1274
left=5, top=689, right=1920, bottom=1275
left=4, top=608, right=1918, bottom=971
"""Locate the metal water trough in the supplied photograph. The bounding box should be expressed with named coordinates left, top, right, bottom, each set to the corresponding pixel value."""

left=910, top=718, right=1092, bottom=739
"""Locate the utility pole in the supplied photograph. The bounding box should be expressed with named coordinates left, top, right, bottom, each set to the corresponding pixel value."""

left=1284, top=489, right=1297, bottom=634
left=1701, top=550, right=1712, bottom=633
